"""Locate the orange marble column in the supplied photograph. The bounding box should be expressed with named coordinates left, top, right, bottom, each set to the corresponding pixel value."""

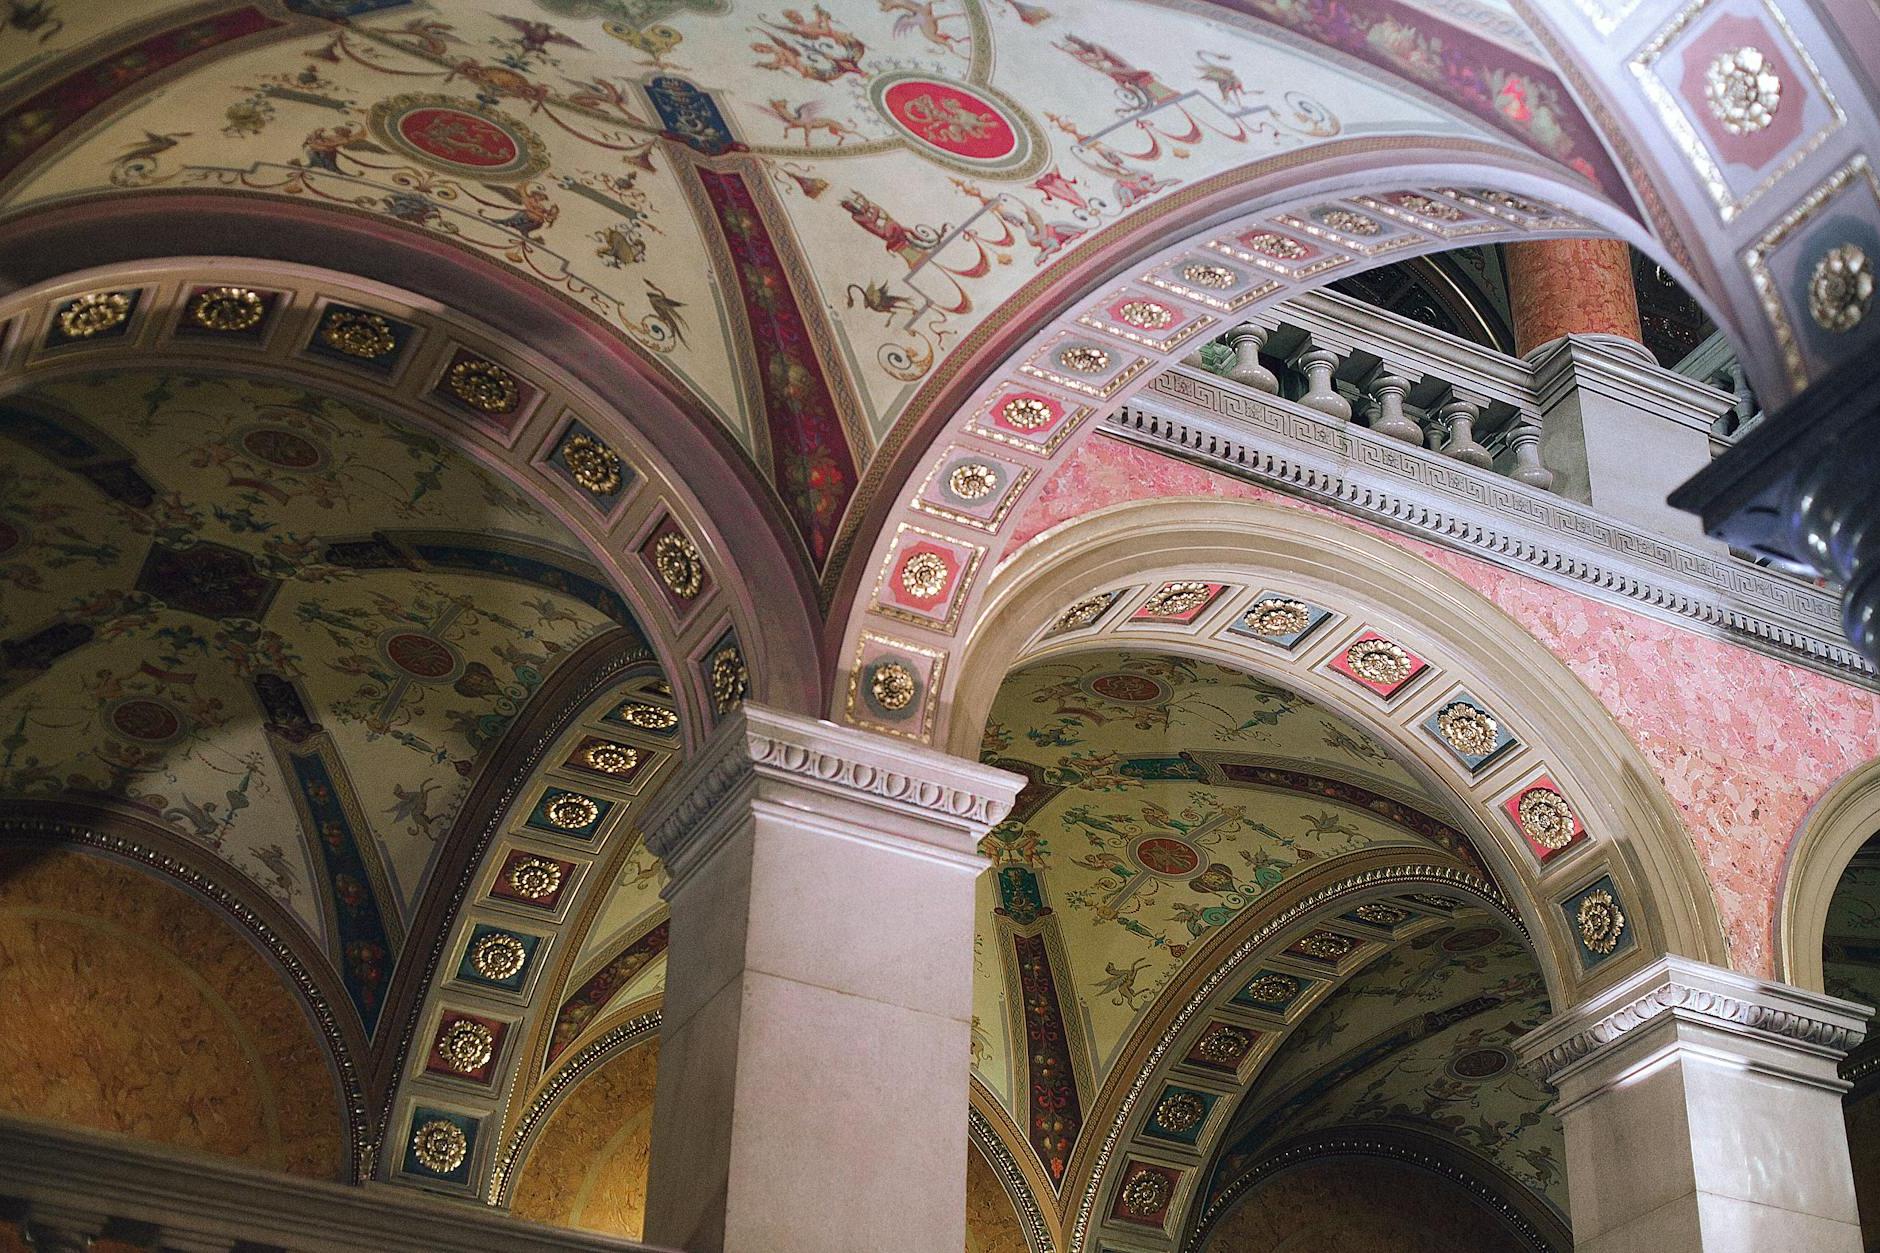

left=1505, top=237, right=1643, bottom=354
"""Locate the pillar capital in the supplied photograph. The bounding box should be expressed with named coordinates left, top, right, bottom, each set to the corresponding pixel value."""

left=1520, top=955, right=1868, bottom=1100
left=1518, top=956, right=1871, bottom=1251
left=644, top=703, right=1022, bottom=893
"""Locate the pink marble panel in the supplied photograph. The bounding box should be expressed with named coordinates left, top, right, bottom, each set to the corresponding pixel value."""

left=1004, top=437, right=1880, bottom=975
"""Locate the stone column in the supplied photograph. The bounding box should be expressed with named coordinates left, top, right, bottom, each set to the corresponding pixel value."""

left=1518, top=956, right=1870, bottom=1252
left=1506, top=238, right=1643, bottom=354
left=639, top=704, right=1023, bottom=1253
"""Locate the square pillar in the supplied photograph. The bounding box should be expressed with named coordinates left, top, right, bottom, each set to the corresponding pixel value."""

left=639, top=705, right=1023, bottom=1253
left=1519, top=956, right=1870, bottom=1252
left=1527, top=335, right=1736, bottom=546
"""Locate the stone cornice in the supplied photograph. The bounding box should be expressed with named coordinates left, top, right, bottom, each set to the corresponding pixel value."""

left=642, top=704, right=1023, bottom=886
left=0, top=1115, right=672, bottom=1253
left=1519, top=956, right=1870, bottom=1084
left=1113, top=368, right=1874, bottom=689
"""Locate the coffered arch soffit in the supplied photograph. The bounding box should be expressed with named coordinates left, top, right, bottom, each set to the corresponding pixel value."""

left=950, top=497, right=1728, bottom=995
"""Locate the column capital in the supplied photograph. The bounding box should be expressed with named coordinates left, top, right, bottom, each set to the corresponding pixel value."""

left=1519, top=955, right=1869, bottom=1091
left=643, top=703, right=1024, bottom=891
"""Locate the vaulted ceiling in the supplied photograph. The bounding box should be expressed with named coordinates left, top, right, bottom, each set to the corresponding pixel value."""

left=0, top=0, right=1606, bottom=572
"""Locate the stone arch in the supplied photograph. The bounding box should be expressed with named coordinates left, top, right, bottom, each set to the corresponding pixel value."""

left=828, top=156, right=1755, bottom=744
left=1776, top=756, right=1880, bottom=992
left=971, top=1081, right=1060, bottom=1253
left=949, top=497, right=1727, bottom=987
left=0, top=249, right=817, bottom=731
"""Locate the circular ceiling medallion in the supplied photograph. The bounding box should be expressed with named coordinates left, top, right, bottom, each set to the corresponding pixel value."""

left=1447, top=1046, right=1514, bottom=1082
left=379, top=630, right=463, bottom=682
left=1133, top=835, right=1202, bottom=877
left=239, top=426, right=328, bottom=472
left=108, top=696, right=186, bottom=745
left=370, top=94, right=549, bottom=181
left=870, top=73, right=1041, bottom=174
left=1087, top=672, right=1166, bottom=704
left=1442, top=925, right=1504, bottom=953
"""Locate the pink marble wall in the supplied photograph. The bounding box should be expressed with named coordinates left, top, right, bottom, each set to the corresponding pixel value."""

left=1003, top=436, right=1880, bottom=976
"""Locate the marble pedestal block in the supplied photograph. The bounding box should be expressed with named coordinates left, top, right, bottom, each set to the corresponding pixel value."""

left=638, top=704, right=1022, bottom=1253
left=1520, top=956, right=1870, bottom=1253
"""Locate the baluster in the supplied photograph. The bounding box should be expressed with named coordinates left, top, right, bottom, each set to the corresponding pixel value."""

left=1437, top=396, right=1492, bottom=468
left=1223, top=323, right=1279, bottom=393
left=1364, top=372, right=1422, bottom=445
left=1507, top=420, right=1555, bottom=490
left=1293, top=345, right=1351, bottom=421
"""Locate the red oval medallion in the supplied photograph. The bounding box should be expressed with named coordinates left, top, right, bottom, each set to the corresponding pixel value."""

left=882, top=79, right=1019, bottom=161
left=111, top=698, right=183, bottom=743
left=397, top=107, right=521, bottom=169
left=385, top=631, right=458, bottom=679
left=1090, top=673, right=1165, bottom=703
left=1135, top=836, right=1201, bottom=877
left=241, top=427, right=324, bottom=470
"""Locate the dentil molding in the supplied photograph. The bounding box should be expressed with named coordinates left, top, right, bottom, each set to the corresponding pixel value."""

left=1518, top=954, right=1870, bottom=1085
left=643, top=703, right=1023, bottom=887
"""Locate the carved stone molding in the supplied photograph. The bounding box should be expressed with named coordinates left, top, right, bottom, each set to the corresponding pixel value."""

left=642, top=703, right=1023, bottom=890
left=0, top=1115, right=673, bottom=1253
left=1184, top=1124, right=1568, bottom=1253
left=969, top=1106, right=1057, bottom=1253
left=1115, top=367, right=1873, bottom=689
left=1519, top=955, right=1869, bottom=1086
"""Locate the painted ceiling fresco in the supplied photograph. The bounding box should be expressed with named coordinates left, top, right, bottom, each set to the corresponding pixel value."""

left=0, top=848, right=346, bottom=1178
left=972, top=648, right=1489, bottom=1169
left=0, top=0, right=1561, bottom=565
left=0, top=367, right=643, bottom=1032
left=511, top=1036, right=659, bottom=1238
left=1217, top=920, right=1561, bottom=1216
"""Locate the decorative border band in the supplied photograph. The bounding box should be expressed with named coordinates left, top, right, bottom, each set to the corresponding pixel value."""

left=1111, top=369, right=1873, bottom=690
